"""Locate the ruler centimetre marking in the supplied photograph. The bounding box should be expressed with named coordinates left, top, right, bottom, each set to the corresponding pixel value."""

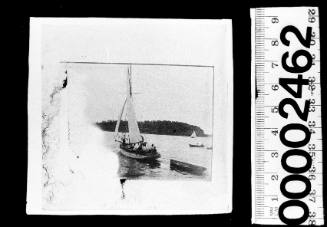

left=251, top=7, right=324, bottom=225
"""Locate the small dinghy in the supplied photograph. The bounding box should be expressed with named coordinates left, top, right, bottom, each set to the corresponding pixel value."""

left=190, top=130, right=196, bottom=138
left=189, top=142, right=205, bottom=148
left=189, top=130, right=205, bottom=148
left=114, top=65, right=160, bottom=160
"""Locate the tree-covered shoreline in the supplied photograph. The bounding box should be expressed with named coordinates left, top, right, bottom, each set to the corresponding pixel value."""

left=95, top=120, right=209, bottom=137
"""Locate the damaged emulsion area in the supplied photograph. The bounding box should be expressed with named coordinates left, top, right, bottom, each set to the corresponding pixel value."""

left=43, top=70, right=128, bottom=201
left=49, top=75, right=68, bottom=103
left=120, top=178, right=127, bottom=199
left=42, top=72, right=68, bottom=202
left=42, top=71, right=127, bottom=202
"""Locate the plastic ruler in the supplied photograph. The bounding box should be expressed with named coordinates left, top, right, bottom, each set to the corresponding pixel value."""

left=251, top=7, right=324, bottom=225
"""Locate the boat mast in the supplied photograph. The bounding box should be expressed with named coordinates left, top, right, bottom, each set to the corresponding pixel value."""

left=127, top=65, right=132, bottom=97
left=125, top=65, right=142, bottom=143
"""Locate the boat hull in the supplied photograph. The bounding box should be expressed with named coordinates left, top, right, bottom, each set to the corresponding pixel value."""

left=119, top=144, right=161, bottom=160
left=170, top=159, right=206, bottom=175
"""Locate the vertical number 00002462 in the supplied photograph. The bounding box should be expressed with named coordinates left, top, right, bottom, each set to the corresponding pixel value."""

left=251, top=7, right=324, bottom=225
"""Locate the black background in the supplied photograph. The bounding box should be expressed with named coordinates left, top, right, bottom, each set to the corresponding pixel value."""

left=6, top=0, right=325, bottom=225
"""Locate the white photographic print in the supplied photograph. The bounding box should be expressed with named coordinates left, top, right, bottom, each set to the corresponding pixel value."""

left=27, top=18, right=233, bottom=214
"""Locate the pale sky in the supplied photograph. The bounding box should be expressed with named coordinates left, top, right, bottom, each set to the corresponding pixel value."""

left=67, top=63, right=213, bottom=134
left=40, top=19, right=229, bottom=135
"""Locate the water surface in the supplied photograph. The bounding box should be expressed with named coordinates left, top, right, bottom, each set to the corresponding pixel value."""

left=104, top=132, right=212, bottom=180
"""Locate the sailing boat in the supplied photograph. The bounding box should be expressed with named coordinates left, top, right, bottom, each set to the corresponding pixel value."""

left=114, top=65, right=160, bottom=160
left=189, top=130, right=204, bottom=148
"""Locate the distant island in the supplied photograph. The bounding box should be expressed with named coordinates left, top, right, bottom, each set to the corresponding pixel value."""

left=95, top=120, right=209, bottom=137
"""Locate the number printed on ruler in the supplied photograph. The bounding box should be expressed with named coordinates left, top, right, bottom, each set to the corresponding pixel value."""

left=251, top=7, right=324, bottom=225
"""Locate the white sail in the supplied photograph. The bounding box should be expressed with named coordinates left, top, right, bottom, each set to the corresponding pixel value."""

left=114, top=97, right=127, bottom=138
left=190, top=130, right=197, bottom=138
left=126, top=65, right=143, bottom=143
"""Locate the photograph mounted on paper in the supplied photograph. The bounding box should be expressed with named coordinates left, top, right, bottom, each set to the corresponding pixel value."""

left=27, top=18, right=233, bottom=214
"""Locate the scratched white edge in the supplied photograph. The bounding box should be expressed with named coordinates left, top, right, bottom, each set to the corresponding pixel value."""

left=26, top=17, right=234, bottom=215
left=27, top=18, right=43, bottom=214
left=250, top=6, right=324, bottom=225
